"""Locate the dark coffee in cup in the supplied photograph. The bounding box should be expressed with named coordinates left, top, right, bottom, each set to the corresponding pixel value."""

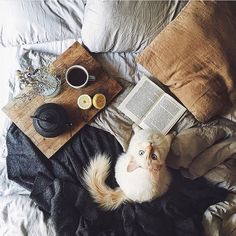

left=67, top=68, right=87, bottom=87
left=65, top=65, right=90, bottom=89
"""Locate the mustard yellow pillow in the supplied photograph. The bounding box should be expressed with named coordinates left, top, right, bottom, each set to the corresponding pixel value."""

left=137, top=0, right=236, bottom=122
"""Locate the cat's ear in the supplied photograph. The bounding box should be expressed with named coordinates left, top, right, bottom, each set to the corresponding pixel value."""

left=127, top=159, right=139, bottom=172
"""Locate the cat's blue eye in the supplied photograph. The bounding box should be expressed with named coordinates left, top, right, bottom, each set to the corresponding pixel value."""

left=151, top=154, right=158, bottom=160
left=139, top=150, right=145, bottom=156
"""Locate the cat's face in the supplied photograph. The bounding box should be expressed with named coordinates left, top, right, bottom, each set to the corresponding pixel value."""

left=127, top=130, right=173, bottom=172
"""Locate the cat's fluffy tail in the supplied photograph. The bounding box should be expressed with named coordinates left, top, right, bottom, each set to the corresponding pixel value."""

left=83, top=154, right=127, bottom=211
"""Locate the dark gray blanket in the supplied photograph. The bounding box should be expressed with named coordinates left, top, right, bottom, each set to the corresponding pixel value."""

left=6, top=124, right=227, bottom=236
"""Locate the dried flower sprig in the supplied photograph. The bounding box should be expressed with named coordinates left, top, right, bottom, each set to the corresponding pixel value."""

left=15, top=66, right=61, bottom=102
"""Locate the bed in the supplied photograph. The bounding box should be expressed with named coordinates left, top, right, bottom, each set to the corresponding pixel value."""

left=1, top=1, right=236, bottom=235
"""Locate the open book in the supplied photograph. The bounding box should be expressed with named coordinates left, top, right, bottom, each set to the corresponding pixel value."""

left=118, top=76, right=186, bottom=135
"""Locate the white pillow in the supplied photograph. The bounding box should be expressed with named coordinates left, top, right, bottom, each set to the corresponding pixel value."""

left=0, top=0, right=86, bottom=47
left=81, top=0, right=187, bottom=52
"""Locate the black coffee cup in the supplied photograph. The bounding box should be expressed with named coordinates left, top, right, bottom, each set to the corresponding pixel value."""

left=65, top=65, right=95, bottom=89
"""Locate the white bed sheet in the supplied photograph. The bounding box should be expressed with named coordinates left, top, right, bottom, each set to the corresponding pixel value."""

left=0, top=0, right=86, bottom=47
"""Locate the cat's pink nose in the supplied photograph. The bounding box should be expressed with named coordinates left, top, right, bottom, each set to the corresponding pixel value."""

left=146, top=143, right=153, bottom=152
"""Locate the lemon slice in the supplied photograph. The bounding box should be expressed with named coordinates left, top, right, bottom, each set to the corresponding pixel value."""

left=77, top=94, right=92, bottom=110
left=93, top=93, right=106, bottom=109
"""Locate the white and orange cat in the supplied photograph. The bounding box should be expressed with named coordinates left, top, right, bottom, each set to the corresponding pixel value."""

left=83, top=129, right=174, bottom=211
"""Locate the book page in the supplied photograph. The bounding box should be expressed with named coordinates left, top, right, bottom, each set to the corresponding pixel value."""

left=140, top=94, right=186, bottom=134
left=118, top=77, right=164, bottom=125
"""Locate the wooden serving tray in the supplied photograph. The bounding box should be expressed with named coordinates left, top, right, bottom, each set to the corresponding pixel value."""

left=2, top=42, right=122, bottom=158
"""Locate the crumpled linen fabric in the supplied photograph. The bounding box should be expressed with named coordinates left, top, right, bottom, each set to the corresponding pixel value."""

left=6, top=124, right=227, bottom=236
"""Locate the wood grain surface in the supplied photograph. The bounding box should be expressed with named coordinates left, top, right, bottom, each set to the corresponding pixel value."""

left=3, top=42, right=122, bottom=158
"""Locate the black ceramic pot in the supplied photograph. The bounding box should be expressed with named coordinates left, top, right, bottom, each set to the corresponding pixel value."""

left=31, top=103, right=72, bottom=138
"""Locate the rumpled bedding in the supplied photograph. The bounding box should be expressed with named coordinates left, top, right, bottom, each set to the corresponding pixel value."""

left=169, top=118, right=236, bottom=236
left=0, top=0, right=85, bottom=47
left=1, top=0, right=236, bottom=235
left=6, top=124, right=228, bottom=236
